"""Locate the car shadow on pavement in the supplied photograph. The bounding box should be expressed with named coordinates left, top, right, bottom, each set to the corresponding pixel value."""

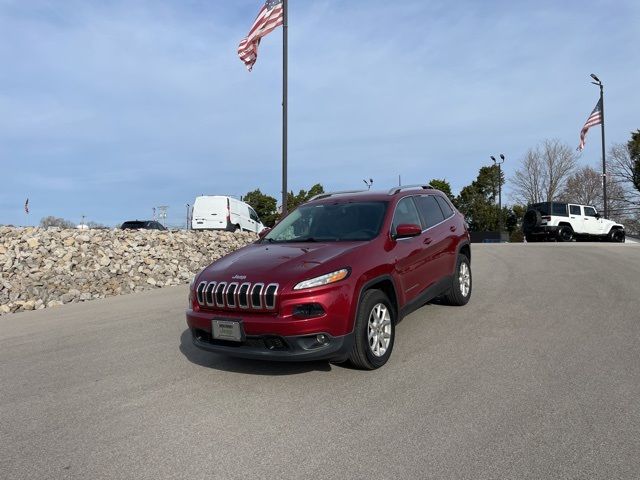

left=178, top=329, right=333, bottom=375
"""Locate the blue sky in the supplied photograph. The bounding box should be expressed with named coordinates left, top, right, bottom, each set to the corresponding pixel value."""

left=1, top=0, right=639, bottom=227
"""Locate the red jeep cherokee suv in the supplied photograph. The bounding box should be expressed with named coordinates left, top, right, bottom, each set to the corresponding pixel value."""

left=186, top=185, right=471, bottom=369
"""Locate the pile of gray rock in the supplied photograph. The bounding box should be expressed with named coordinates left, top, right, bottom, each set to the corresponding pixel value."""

left=0, top=227, right=256, bottom=315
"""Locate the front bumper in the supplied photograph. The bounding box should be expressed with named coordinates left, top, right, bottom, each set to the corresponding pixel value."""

left=190, top=328, right=353, bottom=362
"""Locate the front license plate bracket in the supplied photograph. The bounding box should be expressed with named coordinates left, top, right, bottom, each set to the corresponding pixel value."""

left=211, top=319, right=244, bottom=342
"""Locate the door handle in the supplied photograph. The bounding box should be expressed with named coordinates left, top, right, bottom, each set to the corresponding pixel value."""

left=450, top=225, right=456, bottom=232
left=424, top=237, right=432, bottom=245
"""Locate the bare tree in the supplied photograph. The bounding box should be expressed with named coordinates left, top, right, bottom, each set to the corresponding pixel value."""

left=609, top=143, right=640, bottom=205
left=560, top=166, right=601, bottom=206
left=561, top=165, right=627, bottom=215
left=511, top=149, right=545, bottom=205
left=40, top=216, right=76, bottom=228
left=511, top=139, right=577, bottom=205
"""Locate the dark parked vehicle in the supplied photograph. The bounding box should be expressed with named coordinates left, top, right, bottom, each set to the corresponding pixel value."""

left=186, top=185, right=472, bottom=370
left=120, top=220, right=166, bottom=231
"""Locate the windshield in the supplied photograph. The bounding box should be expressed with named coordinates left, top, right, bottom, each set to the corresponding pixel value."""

left=263, top=201, right=388, bottom=243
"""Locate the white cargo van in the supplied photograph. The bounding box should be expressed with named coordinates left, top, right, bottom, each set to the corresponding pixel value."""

left=191, top=196, right=265, bottom=233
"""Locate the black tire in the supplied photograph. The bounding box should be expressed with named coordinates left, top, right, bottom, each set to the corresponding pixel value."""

left=523, top=209, right=541, bottom=231
left=233, top=224, right=241, bottom=233
left=348, top=289, right=395, bottom=370
left=443, top=254, right=472, bottom=306
left=609, top=228, right=625, bottom=243
left=557, top=226, right=574, bottom=242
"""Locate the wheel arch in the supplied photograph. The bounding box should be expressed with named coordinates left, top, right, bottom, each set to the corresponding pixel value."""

left=355, top=275, right=399, bottom=324
left=457, top=241, right=471, bottom=263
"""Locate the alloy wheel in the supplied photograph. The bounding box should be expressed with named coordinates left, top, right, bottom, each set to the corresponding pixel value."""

left=367, top=303, right=392, bottom=357
left=459, top=262, right=471, bottom=297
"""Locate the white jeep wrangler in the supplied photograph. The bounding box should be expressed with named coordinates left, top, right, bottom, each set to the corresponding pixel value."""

left=523, top=202, right=625, bottom=242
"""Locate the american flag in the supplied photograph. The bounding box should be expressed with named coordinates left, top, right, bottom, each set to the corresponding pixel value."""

left=577, top=99, right=602, bottom=151
left=24, top=198, right=29, bottom=214
left=238, top=0, right=284, bottom=71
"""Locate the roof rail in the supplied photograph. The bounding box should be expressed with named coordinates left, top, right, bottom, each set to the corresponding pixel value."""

left=308, top=190, right=367, bottom=202
left=387, top=184, right=434, bottom=195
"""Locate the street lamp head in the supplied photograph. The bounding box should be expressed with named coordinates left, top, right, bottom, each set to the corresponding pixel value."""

left=590, top=73, right=601, bottom=83
left=490, top=156, right=496, bottom=162
left=500, top=154, right=505, bottom=161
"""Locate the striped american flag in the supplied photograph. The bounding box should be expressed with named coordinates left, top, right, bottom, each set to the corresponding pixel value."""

left=238, top=0, right=284, bottom=71
left=577, top=99, right=602, bottom=151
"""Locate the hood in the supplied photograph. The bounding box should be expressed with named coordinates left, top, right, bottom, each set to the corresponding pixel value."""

left=198, top=242, right=362, bottom=286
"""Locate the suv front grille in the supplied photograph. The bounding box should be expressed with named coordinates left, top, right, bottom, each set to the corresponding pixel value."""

left=197, top=281, right=279, bottom=311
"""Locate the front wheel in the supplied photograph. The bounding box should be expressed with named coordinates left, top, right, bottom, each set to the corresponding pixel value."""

left=348, top=289, right=395, bottom=370
left=443, top=254, right=472, bottom=306
left=609, top=229, right=625, bottom=243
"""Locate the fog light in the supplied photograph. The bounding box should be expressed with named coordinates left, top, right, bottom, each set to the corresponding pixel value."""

left=316, top=334, right=327, bottom=344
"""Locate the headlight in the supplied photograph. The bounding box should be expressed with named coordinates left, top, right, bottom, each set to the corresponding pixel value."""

left=293, top=268, right=350, bottom=290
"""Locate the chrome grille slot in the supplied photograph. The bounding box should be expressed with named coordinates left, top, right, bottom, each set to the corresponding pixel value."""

left=226, top=283, right=238, bottom=307
left=196, top=282, right=207, bottom=305
left=264, top=284, right=279, bottom=309
left=205, top=282, right=217, bottom=306
left=250, top=283, right=264, bottom=309
left=214, top=282, right=227, bottom=307
left=197, top=281, right=278, bottom=311
left=238, top=283, right=250, bottom=308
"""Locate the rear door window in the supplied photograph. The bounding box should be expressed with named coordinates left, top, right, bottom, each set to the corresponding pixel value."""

left=569, top=205, right=581, bottom=216
left=415, top=195, right=445, bottom=229
left=434, top=196, right=454, bottom=218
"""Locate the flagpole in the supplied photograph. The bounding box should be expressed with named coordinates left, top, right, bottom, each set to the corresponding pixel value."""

left=599, top=82, right=607, bottom=219
left=282, top=0, right=288, bottom=216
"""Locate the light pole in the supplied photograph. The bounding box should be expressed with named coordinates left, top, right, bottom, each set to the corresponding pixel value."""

left=186, top=204, right=190, bottom=230
left=590, top=73, right=607, bottom=218
left=490, top=154, right=505, bottom=239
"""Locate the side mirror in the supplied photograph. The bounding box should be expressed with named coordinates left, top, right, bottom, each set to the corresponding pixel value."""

left=258, top=227, right=271, bottom=239
left=394, top=223, right=422, bottom=239
left=594, top=212, right=601, bottom=219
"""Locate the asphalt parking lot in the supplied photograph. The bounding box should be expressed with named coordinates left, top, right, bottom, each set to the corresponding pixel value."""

left=2, top=243, right=639, bottom=480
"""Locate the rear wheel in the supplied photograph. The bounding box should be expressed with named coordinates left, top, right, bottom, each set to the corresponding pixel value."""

left=557, top=226, right=574, bottom=242
left=348, top=289, right=395, bottom=370
left=443, top=254, right=472, bottom=306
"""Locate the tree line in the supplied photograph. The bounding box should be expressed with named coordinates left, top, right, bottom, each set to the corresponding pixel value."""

left=243, top=129, right=639, bottom=239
